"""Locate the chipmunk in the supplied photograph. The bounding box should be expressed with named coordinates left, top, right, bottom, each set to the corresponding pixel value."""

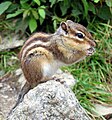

left=9, top=20, right=96, bottom=114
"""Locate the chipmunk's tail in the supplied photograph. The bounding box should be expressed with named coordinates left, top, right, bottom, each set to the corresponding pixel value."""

left=7, top=82, right=31, bottom=117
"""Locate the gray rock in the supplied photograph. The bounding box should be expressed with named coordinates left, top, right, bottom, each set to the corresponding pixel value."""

left=0, top=33, right=24, bottom=52
left=8, top=80, right=91, bottom=120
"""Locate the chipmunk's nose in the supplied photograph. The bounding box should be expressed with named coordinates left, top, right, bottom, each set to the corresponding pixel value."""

left=89, top=40, right=96, bottom=47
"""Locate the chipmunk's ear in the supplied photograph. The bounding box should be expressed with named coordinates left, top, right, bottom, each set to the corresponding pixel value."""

left=60, top=22, right=68, bottom=32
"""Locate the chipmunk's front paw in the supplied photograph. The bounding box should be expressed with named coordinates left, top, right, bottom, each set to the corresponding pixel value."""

left=53, top=77, right=66, bottom=84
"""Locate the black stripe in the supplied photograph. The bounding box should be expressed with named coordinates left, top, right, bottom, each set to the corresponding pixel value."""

left=19, top=36, right=51, bottom=60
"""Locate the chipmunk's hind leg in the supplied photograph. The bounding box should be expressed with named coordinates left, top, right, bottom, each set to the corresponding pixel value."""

left=8, top=82, right=31, bottom=116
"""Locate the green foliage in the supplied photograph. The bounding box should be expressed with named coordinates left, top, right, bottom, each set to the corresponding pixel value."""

left=6, top=9, right=24, bottom=19
left=0, top=0, right=46, bottom=33
left=0, top=1, right=12, bottom=15
left=29, top=17, right=37, bottom=33
left=0, top=0, right=111, bottom=33
left=0, top=51, right=19, bottom=76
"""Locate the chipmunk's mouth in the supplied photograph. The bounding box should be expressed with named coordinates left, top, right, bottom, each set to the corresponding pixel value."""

left=86, top=47, right=95, bottom=56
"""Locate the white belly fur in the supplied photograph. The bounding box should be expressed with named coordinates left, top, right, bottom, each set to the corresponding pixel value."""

left=42, top=60, right=65, bottom=78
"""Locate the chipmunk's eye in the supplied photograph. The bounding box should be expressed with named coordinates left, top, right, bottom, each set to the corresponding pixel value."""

left=76, top=33, right=84, bottom=39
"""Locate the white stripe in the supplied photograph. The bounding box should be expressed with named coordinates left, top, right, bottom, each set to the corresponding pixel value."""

left=21, top=41, right=50, bottom=60
left=75, top=36, right=84, bottom=41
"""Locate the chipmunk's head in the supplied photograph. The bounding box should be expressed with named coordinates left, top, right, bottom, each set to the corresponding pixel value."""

left=56, top=20, right=96, bottom=57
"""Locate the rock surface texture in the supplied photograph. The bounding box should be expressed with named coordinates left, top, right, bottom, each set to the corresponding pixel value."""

left=8, top=73, right=91, bottom=120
